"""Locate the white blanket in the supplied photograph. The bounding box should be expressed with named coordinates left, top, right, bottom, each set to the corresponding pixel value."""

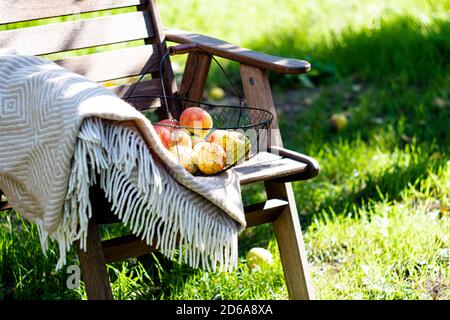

left=0, top=53, right=246, bottom=271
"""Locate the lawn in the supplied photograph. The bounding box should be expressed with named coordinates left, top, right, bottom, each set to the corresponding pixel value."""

left=0, top=0, right=449, bottom=300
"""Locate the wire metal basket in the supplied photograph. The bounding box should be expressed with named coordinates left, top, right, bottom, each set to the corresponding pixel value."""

left=123, top=46, right=274, bottom=176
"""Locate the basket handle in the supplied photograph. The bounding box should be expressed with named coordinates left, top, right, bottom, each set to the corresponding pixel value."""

left=167, top=45, right=246, bottom=106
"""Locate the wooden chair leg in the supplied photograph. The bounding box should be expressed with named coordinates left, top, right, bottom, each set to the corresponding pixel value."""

left=240, top=63, right=315, bottom=299
left=77, top=221, right=113, bottom=300
left=266, top=181, right=315, bottom=300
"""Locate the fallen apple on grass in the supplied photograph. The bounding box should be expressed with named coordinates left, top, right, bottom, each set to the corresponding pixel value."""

left=209, top=86, right=225, bottom=101
left=329, top=113, right=348, bottom=132
left=246, top=247, right=274, bottom=270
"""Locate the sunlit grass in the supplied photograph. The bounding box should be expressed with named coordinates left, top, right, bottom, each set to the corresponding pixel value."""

left=0, top=0, right=449, bottom=300
left=307, top=163, right=450, bottom=299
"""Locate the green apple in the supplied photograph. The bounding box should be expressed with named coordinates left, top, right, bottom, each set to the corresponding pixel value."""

left=246, top=247, right=274, bottom=270
left=209, top=86, right=225, bottom=101
left=329, top=113, right=348, bottom=132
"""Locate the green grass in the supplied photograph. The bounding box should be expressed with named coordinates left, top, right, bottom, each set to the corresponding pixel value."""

left=1, top=0, right=449, bottom=300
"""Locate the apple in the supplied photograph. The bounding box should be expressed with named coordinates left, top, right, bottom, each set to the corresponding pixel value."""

left=180, top=107, right=213, bottom=138
left=207, top=130, right=251, bottom=165
left=206, top=129, right=228, bottom=146
left=191, top=134, right=204, bottom=147
left=158, top=118, right=179, bottom=126
left=169, top=146, right=198, bottom=174
left=209, top=86, right=225, bottom=101
left=246, top=247, right=274, bottom=270
left=153, top=118, right=179, bottom=149
left=329, top=113, right=348, bottom=132
left=171, top=129, right=192, bottom=148
left=193, top=142, right=226, bottom=175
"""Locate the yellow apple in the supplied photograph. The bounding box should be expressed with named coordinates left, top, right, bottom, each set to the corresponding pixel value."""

left=246, top=247, right=274, bottom=270
left=193, top=142, right=226, bottom=175
left=190, top=134, right=204, bottom=147
left=169, top=146, right=198, bottom=174
left=171, top=129, right=192, bottom=148
left=329, top=113, right=348, bottom=132
left=207, top=130, right=251, bottom=165
left=209, top=86, right=225, bottom=101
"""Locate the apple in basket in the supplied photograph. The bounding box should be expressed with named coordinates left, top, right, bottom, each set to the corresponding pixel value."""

left=190, top=134, right=204, bottom=147
left=193, top=142, right=226, bottom=175
left=207, top=130, right=251, bottom=165
left=153, top=119, right=192, bottom=149
left=153, top=118, right=178, bottom=149
left=171, top=128, right=192, bottom=149
left=180, top=107, right=213, bottom=138
left=169, top=146, right=198, bottom=174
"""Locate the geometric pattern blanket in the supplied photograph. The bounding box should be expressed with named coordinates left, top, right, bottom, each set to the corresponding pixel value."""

left=0, top=52, right=246, bottom=272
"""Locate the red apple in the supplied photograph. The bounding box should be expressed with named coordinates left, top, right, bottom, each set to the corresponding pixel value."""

left=179, top=107, right=213, bottom=138
left=153, top=118, right=179, bottom=149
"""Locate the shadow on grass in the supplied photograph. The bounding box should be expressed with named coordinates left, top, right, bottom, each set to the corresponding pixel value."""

left=244, top=16, right=450, bottom=87
left=295, top=148, right=447, bottom=227
left=141, top=16, right=450, bottom=298
left=237, top=16, right=450, bottom=228
left=210, top=16, right=450, bottom=147
left=1, top=15, right=449, bottom=300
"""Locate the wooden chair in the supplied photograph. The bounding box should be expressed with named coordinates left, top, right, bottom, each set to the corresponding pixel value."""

left=0, top=0, right=319, bottom=300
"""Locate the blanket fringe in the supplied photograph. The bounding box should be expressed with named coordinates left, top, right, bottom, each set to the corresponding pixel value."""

left=40, top=117, right=239, bottom=272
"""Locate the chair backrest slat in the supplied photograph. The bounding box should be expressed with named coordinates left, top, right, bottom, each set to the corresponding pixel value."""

left=0, top=11, right=154, bottom=56
left=107, top=79, right=163, bottom=110
left=0, top=0, right=148, bottom=24
left=54, top=44, right=160, bottom=83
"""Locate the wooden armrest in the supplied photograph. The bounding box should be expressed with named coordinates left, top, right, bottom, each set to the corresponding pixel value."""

left=269, top=146, right=320, bottom=179
left=164, top=28, right=310, bottom=74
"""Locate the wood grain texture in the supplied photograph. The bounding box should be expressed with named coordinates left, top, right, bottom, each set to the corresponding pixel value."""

left=234, top=152, right=308, bottom=185
left=105, top=78, right=164, bottom=111
left=77, top=222, right=113, bottom=300
left=55, top=45, right=160, bottom=82
left=244, top=199, right=287, bottom=228
left=0, top=0, right=149, bottom=24
left=143, top=1, right=179, bottom=118
left=240, top=64, right=283, bottom=147
left=0, top=11, right=154, bottom=56
left=239, top=64, right=315, bottom=299
left=146, top=0, right=165, bottom=43
left=102, top=235, right=155, bottom=263
left=107, top=77, right=161, bottom=95
left=166, top=28, right=310, bottom=74
left=179, top=52, right=212, bottom=103
left=269, top=146, right=320, bottom=182
left=267, top=181, right=316, bottom=300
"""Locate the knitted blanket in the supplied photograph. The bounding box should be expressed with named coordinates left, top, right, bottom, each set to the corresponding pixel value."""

left=0, top=52, right=246, bottom=272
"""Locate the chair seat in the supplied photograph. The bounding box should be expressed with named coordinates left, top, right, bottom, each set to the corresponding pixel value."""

left=233, top=146, right=319, bottom=185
